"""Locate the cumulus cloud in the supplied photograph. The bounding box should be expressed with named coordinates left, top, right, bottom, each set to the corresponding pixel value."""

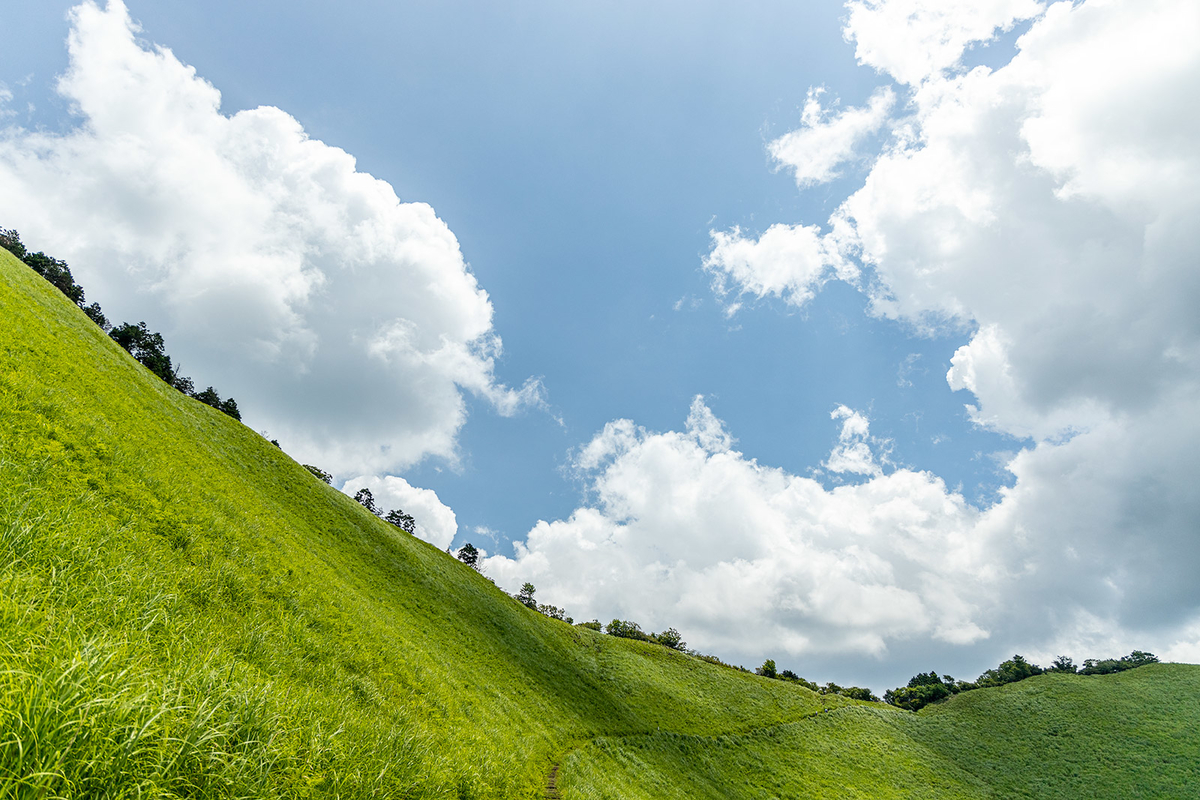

left=769, top=87, right=895, bottom=188
left=504, top=0, right=1200, bottom=675
left=824, top=405, right=883, bottom=477
left=0, top=0, right=542, bottom=477
left=703, top=223, right=849, bottom=312
left=843, top=0, right=1044, bottom=85
left=342, top=475, right=458, bottom=550
left=486, top=398, right=991, bottom=661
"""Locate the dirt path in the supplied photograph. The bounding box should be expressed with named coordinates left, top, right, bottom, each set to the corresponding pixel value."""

left=542, top=700, right=845, bottom=796
left=544, top=763, right=561, bottom=798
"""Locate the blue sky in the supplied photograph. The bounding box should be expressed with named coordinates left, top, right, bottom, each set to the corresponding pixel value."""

left=3, top=0, right=1197, bottom=688
left=1, top=0, right=1019, bottom=535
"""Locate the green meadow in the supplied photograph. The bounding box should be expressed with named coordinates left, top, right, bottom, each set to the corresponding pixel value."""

left=1, top=247, right=1197, bottom=798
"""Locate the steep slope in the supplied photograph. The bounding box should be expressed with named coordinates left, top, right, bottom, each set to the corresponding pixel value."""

left=5, top=249, right=1197, bottom=799
left=0, top=249, right=847, bottom=798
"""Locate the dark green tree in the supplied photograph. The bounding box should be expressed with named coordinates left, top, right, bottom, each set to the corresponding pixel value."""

left=456, top=542, right=480, bottom=568
left=604, top=619, right=650, bottom=641
left=756, top=659, right=777, bottom=679
left=517, top=583, right=538, bottom=609
left=977, top=655, right=1043, bottom=688
left=651, top=627, right=686, bottom=650
left=384, top=509, right=415, bottom=533
left=303, top=465, right=333, bottom=484
left=1049, top=655, right=1077, bottom=673
left=0, top=228, right=26, bottom=259
left=83, top=302, right=110, bottom=331
left=110, top=321, right=176, bottom=384
left=353, top=488, right=381, bottom=516
left=219, top=397, right=241, bottom=421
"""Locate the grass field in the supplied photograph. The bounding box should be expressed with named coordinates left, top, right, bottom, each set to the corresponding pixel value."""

left=560, top=663, right=1200, bottom=799
left=0, top=248, right=848, bottom=797
left=2, top=247, right=1197, bottom=798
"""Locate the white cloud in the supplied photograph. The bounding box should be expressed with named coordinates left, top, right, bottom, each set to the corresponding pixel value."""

left=0, top=0, right=542, bottom=477
left=494, top=0, right=1200, bottom=675
left=843, top=0, right=1045, bottom=85
left=486, top=399, right=991, bottom=662
left=824, top=405, right=882, bottom=477
left=769, top=86, right=895, bottom=187
left=703, top=223, right=848, bottom=313
left=342, top=475, right=458, bottom=550
left=683, top=0, right=1200, bottom=669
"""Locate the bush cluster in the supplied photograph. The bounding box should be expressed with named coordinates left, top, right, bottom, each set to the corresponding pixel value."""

left=753, top=659, right=879, bottom=700
left=1, top=227, right=241, bottom=421
left=352, top=488, right=416, bottom=534
left=884, top=650, right=1160, bottom=711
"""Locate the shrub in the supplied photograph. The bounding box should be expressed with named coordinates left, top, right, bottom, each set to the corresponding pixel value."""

left=605, top=619, right=650, bottom=641
left=576, top=620, right=603, bottom=632
left=303, top=465, right=333, bottom=484
left=1080, top=651, right=1159, bottom=675
left=651, top=627, right=686, bottom=651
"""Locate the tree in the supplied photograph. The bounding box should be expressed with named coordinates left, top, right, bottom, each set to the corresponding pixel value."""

left=537, top=603, right=567, bottom=621
left=1049, top=655, right=1077, bottom=674
left=977, top=655, right=1043, bottom=688
left=384, top=509, right=415, bottom=534
left=456, top=543, right=480, bottom=568
left=23, top=251, right=85, bottom=305
left=576, top=620, right=603, bottom=632
left=756, top=659, right=777, bottom=679
left=517, top=583, right=537, bottom=609
left=651, top=627, right=686, bottom=651
left=354, top=488, right=381, bottom=516
left=219, top=397, right=241, bottom=421
left=0, top=228, right=26, bottom=259
left=83, top=302, right=110, bottom=331
left=303, top=465, right=333, bottom=484
left=605, top=619, right=650, bottom=641
left=110, top=321, right=176, bottom=384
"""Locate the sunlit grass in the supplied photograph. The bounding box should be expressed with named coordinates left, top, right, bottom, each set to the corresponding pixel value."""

left=0, top=250, right=841, bottom=797
left=3, top=249, right=1197, bottom=798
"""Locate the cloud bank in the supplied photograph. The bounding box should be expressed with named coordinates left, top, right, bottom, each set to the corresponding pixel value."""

left=0, top=0, right=541, bottom=478
left=495, top=0, right=1200, bottom=675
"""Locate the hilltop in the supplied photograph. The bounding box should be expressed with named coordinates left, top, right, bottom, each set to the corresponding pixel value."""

left=1, top=247, right=1197, bottom=798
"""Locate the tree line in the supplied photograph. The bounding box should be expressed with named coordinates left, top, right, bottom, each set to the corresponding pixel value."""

left=1, top=227, right=241, bottom=420
left=883, top=650, right=1161, bottom=711
left=351, top=487, right=417, bottom=535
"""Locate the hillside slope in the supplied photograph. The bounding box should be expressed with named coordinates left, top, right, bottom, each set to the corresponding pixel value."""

left=3, top=249, right=1198, bottom=799
left=0, top=248, right=849, bottom=797
left=560, top=663, right=1200, bottom=799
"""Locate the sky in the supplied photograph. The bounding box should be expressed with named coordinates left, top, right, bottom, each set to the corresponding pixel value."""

left=1, top=0, right=1198, bottom=690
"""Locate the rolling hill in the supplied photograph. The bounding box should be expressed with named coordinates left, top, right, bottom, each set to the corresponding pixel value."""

left=2, top=247, right=1197, bottom=798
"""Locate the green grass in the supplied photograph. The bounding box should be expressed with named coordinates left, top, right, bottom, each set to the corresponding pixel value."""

left=0, top=249, right=847, bottom=797
left=559, top=665, right=1200, bottom=799
left=3, top=248, right=1198, bottom=798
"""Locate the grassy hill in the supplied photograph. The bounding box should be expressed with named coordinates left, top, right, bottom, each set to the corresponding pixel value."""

left=2, top=247, right=1197, bottom=798
left=561, top=663, right=1200, bottom=799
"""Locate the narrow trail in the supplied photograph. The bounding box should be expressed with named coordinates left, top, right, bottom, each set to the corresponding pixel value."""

left=543, top=764, right=561, bottom=799
left=542, top=699, right=848, bottom=797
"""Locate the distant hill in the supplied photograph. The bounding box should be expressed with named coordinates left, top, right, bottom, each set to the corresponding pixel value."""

left=2, top=248, right=1196, bottom=798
